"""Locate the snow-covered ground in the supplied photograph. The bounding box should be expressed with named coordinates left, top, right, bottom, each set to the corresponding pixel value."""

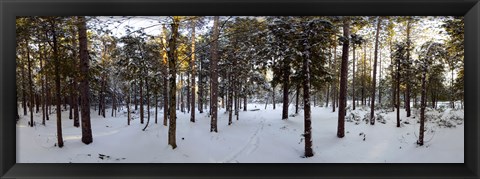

left=16, top=103, right=464, bottom=163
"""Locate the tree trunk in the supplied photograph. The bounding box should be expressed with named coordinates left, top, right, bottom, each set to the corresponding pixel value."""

left=155, top=94, right=158, bottom=124
left=390, top=40, right=396, bottom=111
left=180, top=73, right=185, bottom=113
left=143, top=79, right=151, bottom=131
left=234, top=84, right=239, bottom=121
left=78, top=16, right=92, bottom=145
left=296, top=84, right=300, bottom=114
left=140, top=79, right=144, bottom=124
left=272, top=86, right=276, bottom=110
left=405, top=19, right=412, bottom=117
left=378, top=44, right=382, bottom=107
left=418, top=67, right=427, bottom=146
left=332, top=45, right=337, bottom=112
left=163, top=75, right=169, bottom=126
left=40, top=44, right=46, bottom=125
left=51, top=19, right=64, bottom=147
left=168, top=17, right=180, bottom=149
left=303, top=43, right=313, bottom=158
left=127, top=86, right=131, bottom=125
left=16, top=96, right=20, bottom=122
left=282, top=63, right=290, bottom=120
left=71, top=26, right=80, bottom=127
left=265, top=95, right=268, bottom=110
left=46, top=83, right=51, bottom=120
left=27, top=39, right=34, bottom=127
left=370, top=17, right=382, bottom=125
left=101, top=74, right=107, bottom=118
left=69, top=82, right=73, bottom=120
left=134, top=82, right=138, bottom=111
left=190, top=20, right=196, bottom=122
left=243, top=96, right=247, bottom=111
left=451, top=69, right=455, bottom=109
left=337, top=18, right=350, bottom=138
left=352, top=42, right=356, bottom=110
left=362, top=42, right=366, bottom=106
left=396, top=47, right=401, bottom=128
left=228, top=71, right=233, bottom=125
left=146, top=79, right=150, bottom=123
left=111, top=89, right=116, bottom=117
left=210, top=16, right=220, bottom=133
left=21, top=59, right=27, bottom=116
left=198, top=72, right=204, bottom=113
left=325, top=84, right=330, bottom=108
left=36, top=93, right=40, bottom=114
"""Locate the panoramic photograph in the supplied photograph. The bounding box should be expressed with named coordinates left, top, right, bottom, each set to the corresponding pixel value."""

left=16, top=16, right=464, bottom=163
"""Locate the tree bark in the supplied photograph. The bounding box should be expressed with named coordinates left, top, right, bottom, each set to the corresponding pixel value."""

left=228, top=70, right=233, bottom=125
left=51, top=19, right=64, bottom=147
left=134, top=82, right=138, bottom=111
left=451, top=69, right=455, bottom=109
left=180, top=73, right=185, bottom=113
left=78, top=16, right=93, bottom=145
left=71, top=26, right=80, bottom=127
left=143, top=78, right=151, bottom=131
left=295, top=84, right=300, bottom=114
left=418, top=66, right=427, bottom=145
left=396, top=47, right=401, bottom=128
left=405, top=19, right=412, bottom=117
left=40, top=44, right=46, bottom=125
left=26, top=39, right=34, bottom=127
left=140, top=79, right=144, bottom=124
left=146, top=79, right=150, bottom=123
left=282, top=62, right=290, bottom=120
left=370, top=17, right=382, bottom=125
left=36, top=93, right=40, bottom=114
left=127, top=84, right=131, bottom=125
left=190, top=19, right=197, bottom=122
left=337, top=18, right=350, bottom=138
left=168, top=17, right=180, bottom=149
left=362, top=42, right=366, bottom=106
left=244, top=96, right=247, bottom=111
left=155, top=94, right=158, bottom=124
left=378, top=46, right=382, bottom=107
left=21, top=58, right=27, bottom=116
left=272, top=86, right=276, bottom=110
left=111, top=89, right=116, bottom=117
left=332, top=45, right=337, bottom=112
left=69, top=82, right=73, bottom=120
left=198, top=56, right=204, bottom=114
left=352, top=41, right=356, bottom=110
left=210, top=16, right=220, bottom=133
left=303, top=43, right=313, bottom=158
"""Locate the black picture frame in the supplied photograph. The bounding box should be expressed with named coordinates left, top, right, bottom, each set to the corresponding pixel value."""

left=1, top=0, right=478, bottom=178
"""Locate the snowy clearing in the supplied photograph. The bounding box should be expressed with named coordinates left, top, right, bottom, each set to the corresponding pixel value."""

left=17, top=103, right=463, bottom=163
